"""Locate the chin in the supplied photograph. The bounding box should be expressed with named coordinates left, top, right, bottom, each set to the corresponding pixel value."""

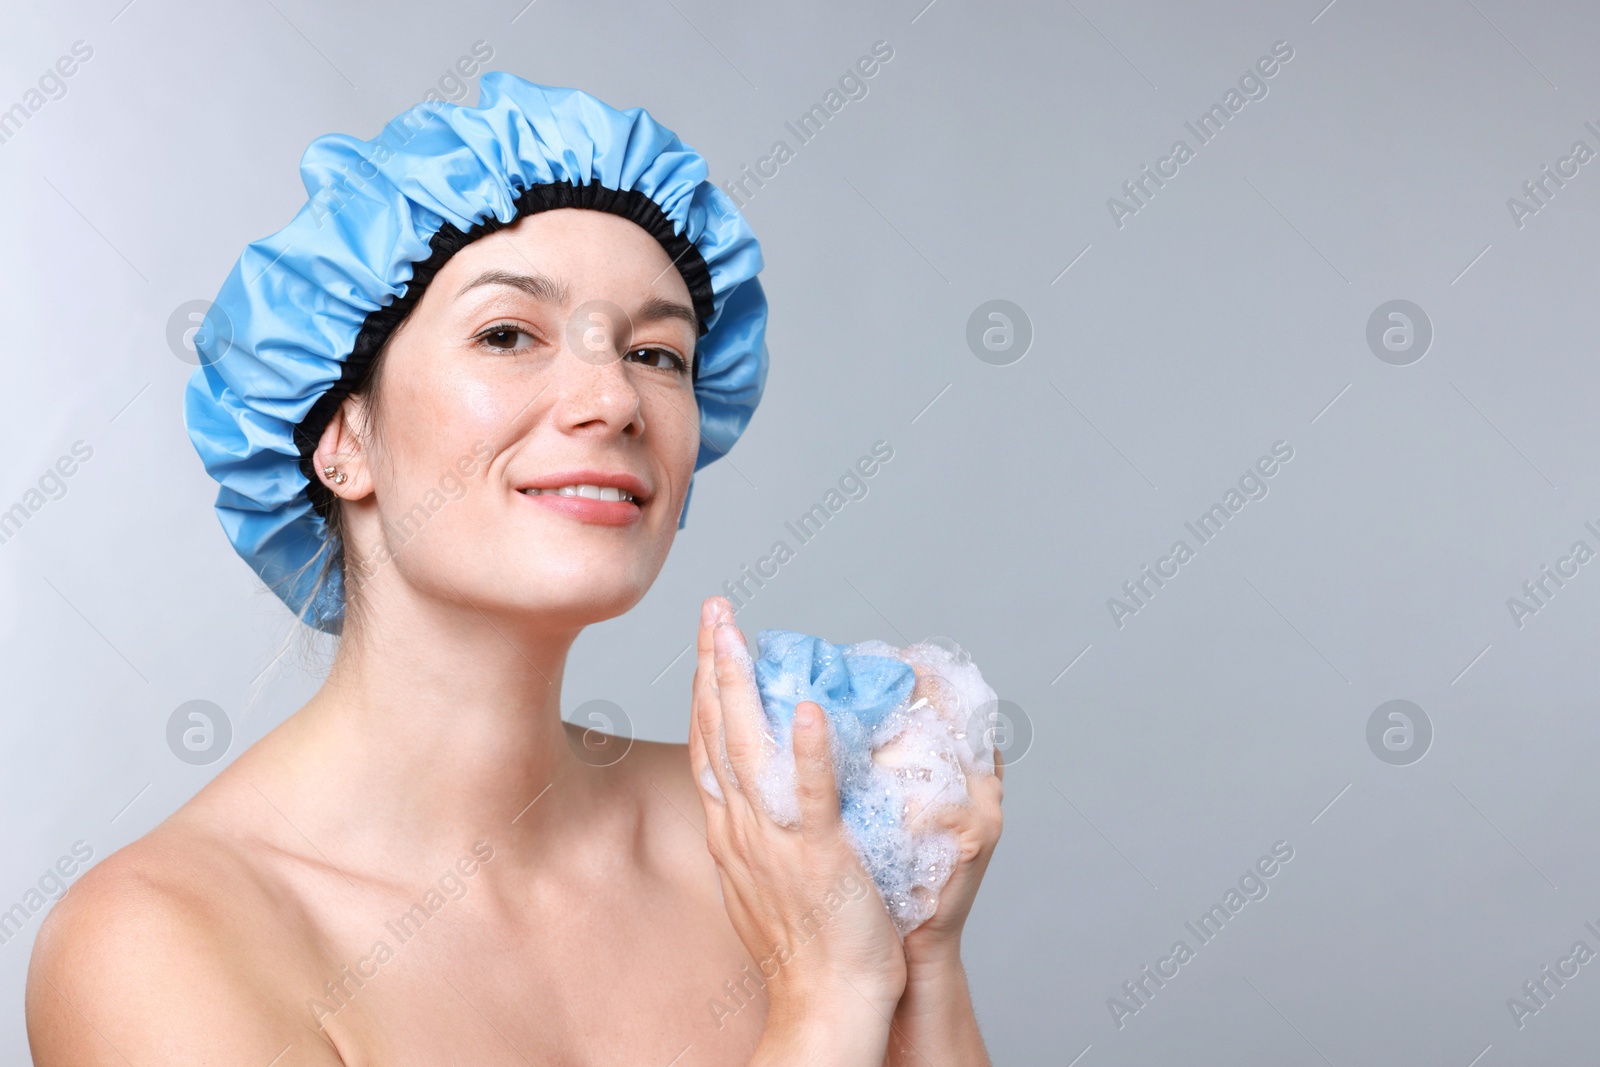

left=516, top=578, right=651, bottom=631
left=385, top=499, right=676, bottom=625
left=472, top=536, right=667, bottom=624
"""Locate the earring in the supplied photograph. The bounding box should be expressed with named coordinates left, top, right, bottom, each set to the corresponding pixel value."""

left=322, top=464, right=347, bottom=485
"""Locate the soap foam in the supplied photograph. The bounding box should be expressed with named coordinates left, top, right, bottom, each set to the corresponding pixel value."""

left=743, top=630, right=999, bottom=936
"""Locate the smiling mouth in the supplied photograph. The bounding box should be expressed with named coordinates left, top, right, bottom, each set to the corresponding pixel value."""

left=520, top=484, right=639, bottom=504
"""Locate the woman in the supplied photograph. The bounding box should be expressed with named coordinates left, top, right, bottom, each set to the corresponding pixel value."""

left=26, top=74, right=1002, bottom=1064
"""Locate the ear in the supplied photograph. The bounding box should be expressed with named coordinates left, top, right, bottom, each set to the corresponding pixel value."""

left=312, top=396, right=376, bottom=502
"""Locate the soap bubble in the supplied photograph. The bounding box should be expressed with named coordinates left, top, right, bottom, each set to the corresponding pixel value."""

left=911, top=673, right=962, bottom=719
left=919, top=634, right=973, bottom=666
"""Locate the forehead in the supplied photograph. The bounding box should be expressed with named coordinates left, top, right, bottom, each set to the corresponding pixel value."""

left=431, top=207, right=691, bottom=302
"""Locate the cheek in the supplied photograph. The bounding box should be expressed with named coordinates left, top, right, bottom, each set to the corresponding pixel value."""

left=653, top=389, right=701, bottom=481
left=404, top=366, right=518, bottom=469
left=452, top=368, right=518, bottom=435
left=374, top=362, right=504, bottom=499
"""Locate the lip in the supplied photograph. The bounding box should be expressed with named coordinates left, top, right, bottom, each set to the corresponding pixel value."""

left=515, top=468, right=651, bottom=527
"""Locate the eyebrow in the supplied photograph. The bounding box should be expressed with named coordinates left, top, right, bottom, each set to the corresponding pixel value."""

left=458, top=269, right=699, bottom=334
left=455, top=269, right=570, bottom=303
left=634, top=295, right=700, bottom=335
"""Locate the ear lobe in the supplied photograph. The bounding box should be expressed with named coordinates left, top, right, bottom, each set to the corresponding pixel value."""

left=312, top=397, right=375, bottom=501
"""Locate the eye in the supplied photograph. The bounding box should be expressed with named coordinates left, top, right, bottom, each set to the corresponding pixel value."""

left=626, top=346, right=689, bottom=374
left=475, top=323, right=539, bottom=352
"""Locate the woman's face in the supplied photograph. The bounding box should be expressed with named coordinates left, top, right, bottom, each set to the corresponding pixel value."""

left=340, top=207, right=702, bottom=630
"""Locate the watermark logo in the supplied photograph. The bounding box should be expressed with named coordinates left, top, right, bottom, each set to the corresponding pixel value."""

left=1366, top=699, right=1431, bottom=766
left=565, top=299, right=632, bottom=366
left=166, top=299, right=233, bottom=366
left=565, top=699, right=633, bottom=767
left=966, top=698, right=1034, bottom=767
left=965, top=300, right=1032, bottom=366
left=166, top=700, right=232, bottom=766
left=1366, top=300, right=1432, bottom=366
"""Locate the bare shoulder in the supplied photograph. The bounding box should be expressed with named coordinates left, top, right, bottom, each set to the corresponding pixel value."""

left=618, top=735, right=703, bottom=810
left=26, top=812, right=340, bottom=1065
left=605, top=736, right=718, bottom=864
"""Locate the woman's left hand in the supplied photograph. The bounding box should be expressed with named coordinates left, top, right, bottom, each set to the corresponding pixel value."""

left=901, top=731, right=1004, bottom=963
left=877, top=698, right=1004, bottom=1066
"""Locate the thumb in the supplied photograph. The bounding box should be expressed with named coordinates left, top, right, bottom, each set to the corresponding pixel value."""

left=792, top=701, right=841, bottom=842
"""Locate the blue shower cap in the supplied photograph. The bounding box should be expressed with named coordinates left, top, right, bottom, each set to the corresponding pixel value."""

left=183, top=73, right=768, bottom=632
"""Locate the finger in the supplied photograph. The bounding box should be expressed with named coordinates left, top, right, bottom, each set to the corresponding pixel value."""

left=696, top=596, right=732, bottom=686
left=684, top=704, right=738, bottom=862
left=713, top=620, right=771, bottom=793
left=971, top=762, right=1004, bottom=822
left=792, top=700, right=843, bottom=842
left=696, top=604, right=736, bottom=722
left=693, top=630, right=738, bottom=806
left=912, top=773, right=1003, bottom=845
left=692, top=598, right=722, bottom=750
left=697, top=596, right=726, bottom=658
left=901, top=776, right=970, bottom=832
left=686, top=691, right=724, bottom=805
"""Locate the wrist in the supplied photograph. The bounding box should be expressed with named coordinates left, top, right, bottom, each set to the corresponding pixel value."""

left=885, top=950, right=989, bottom=1067
left=894, top=948, right=971, bottom=1022
left=903, top=927, right=964, bottom=970
left=759, top=992, right=892, bottom=1063
left=767, top=976, right=900, bottom=1022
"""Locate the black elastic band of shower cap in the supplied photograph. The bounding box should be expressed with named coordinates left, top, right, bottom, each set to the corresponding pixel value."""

left=294, top=179, right=714, bottom=518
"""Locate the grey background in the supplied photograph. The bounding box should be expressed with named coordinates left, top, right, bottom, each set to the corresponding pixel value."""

left=2, top=0, right=1597, bottom=1062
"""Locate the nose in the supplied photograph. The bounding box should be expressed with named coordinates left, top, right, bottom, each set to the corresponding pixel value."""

left=548, top=306, right=644, bottom=439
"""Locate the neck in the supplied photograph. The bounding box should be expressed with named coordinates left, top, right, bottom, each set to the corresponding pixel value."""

left=266, top=579, right=605, bottom=872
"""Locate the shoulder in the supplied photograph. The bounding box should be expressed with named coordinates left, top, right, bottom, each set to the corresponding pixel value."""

left=617, top=736, right=701, bottom=811
left=605, top=737, right=721, bottom=864
left=26, top=820, right=339, bottom=1065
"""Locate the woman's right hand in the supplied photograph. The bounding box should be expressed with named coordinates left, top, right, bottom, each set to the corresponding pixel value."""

left=689, top=596, right=906, bottom=1063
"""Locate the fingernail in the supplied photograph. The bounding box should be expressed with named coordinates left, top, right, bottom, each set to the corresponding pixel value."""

left=702, top=599, right=717, bottom=626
